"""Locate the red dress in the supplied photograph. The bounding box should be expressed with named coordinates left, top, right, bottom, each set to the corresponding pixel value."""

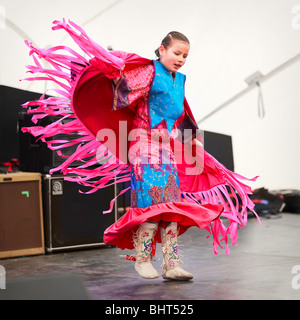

left=22, top=19, right=260, bottom=255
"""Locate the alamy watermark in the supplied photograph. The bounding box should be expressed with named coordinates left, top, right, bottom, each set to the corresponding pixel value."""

left=95, top=123, right=205, bottom=176
left=0, top=265, right=5, bottom=290
left=291, top=5, right=300, bottom=30
left=291, top=265, right=300, bottom=290
left=0, top=4, right=5, bottom=30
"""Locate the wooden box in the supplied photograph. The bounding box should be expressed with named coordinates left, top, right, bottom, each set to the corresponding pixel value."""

left=0, top=172, right=44, bottom=258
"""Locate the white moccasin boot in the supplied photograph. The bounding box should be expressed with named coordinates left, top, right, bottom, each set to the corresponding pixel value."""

left=133, top=222, right=159, bottom=279
left=161, top=222, right=193, bottom=281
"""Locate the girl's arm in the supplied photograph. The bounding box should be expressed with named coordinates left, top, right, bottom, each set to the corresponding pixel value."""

left=112, top=64, right=154, bottom=111
left=177, top=113, right=202, bottom=144
left=112, top=76, right=121, bottom=85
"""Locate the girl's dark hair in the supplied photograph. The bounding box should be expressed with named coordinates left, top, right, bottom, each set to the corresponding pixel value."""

left=155, top=31, right=190, bottom=59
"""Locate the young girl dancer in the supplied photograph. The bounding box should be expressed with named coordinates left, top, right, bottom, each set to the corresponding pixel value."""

left=22, top=20, right=259, bottom=281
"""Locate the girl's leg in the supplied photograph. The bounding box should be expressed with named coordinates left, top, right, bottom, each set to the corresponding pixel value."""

left=161, top=222, right=193, bottom=280
left=133, top=222, right=159, bottom=279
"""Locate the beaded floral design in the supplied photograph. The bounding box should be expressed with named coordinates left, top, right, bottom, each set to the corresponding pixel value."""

left=166, top=230, right=179, bottom=267
left=141, top=239, right=152, bottom=261
left=148, top=185, right=163, bottom=204
left=131, top=189, right=138, bottom=208
left=163, top=174, right=181, bottom=202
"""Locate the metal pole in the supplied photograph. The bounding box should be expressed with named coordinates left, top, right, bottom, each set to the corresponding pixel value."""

left=197, top=53, right=300, bottom=124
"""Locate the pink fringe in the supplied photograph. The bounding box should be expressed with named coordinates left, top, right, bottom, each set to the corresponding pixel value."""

left=22, top=19, right=131, bottom=215
left=182, top=168, right=261, bottom=255
left=52, top=19, right=124, bottom=69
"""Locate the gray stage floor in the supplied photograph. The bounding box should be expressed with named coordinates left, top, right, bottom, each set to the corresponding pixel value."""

left=0, top=212, right=299, bottom=300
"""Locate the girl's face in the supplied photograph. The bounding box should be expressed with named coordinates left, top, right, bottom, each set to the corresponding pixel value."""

left=159, top=39, right=190, bottom=74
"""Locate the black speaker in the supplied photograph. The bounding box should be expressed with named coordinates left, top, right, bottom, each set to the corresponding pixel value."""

left=0, top=85, right=49, bottom=164
left=18, top=111, right=86, bottom=173
left=203, top=130, right=234, bottom=172
left=115, top=180, right=131, bottom=217
left=42, top=174, right=116, bottom=252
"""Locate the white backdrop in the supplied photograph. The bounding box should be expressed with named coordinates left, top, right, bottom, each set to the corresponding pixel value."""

left=1, top=0, right=299, bottom=190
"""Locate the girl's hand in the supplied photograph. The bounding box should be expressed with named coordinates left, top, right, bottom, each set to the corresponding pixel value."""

left=113, top=76, right=121, bottom=85
left=192, top=137, right=203, bottom=148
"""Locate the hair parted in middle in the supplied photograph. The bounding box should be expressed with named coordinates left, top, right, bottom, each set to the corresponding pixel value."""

left=155, top=31, right=190, bottom=59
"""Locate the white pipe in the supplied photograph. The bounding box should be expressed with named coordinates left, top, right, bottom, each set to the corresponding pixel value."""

left=197, top=52, right=300, bottom=124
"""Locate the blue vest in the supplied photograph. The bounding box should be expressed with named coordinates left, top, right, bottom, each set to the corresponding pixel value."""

left=149, top=60, right=185, bottom=133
